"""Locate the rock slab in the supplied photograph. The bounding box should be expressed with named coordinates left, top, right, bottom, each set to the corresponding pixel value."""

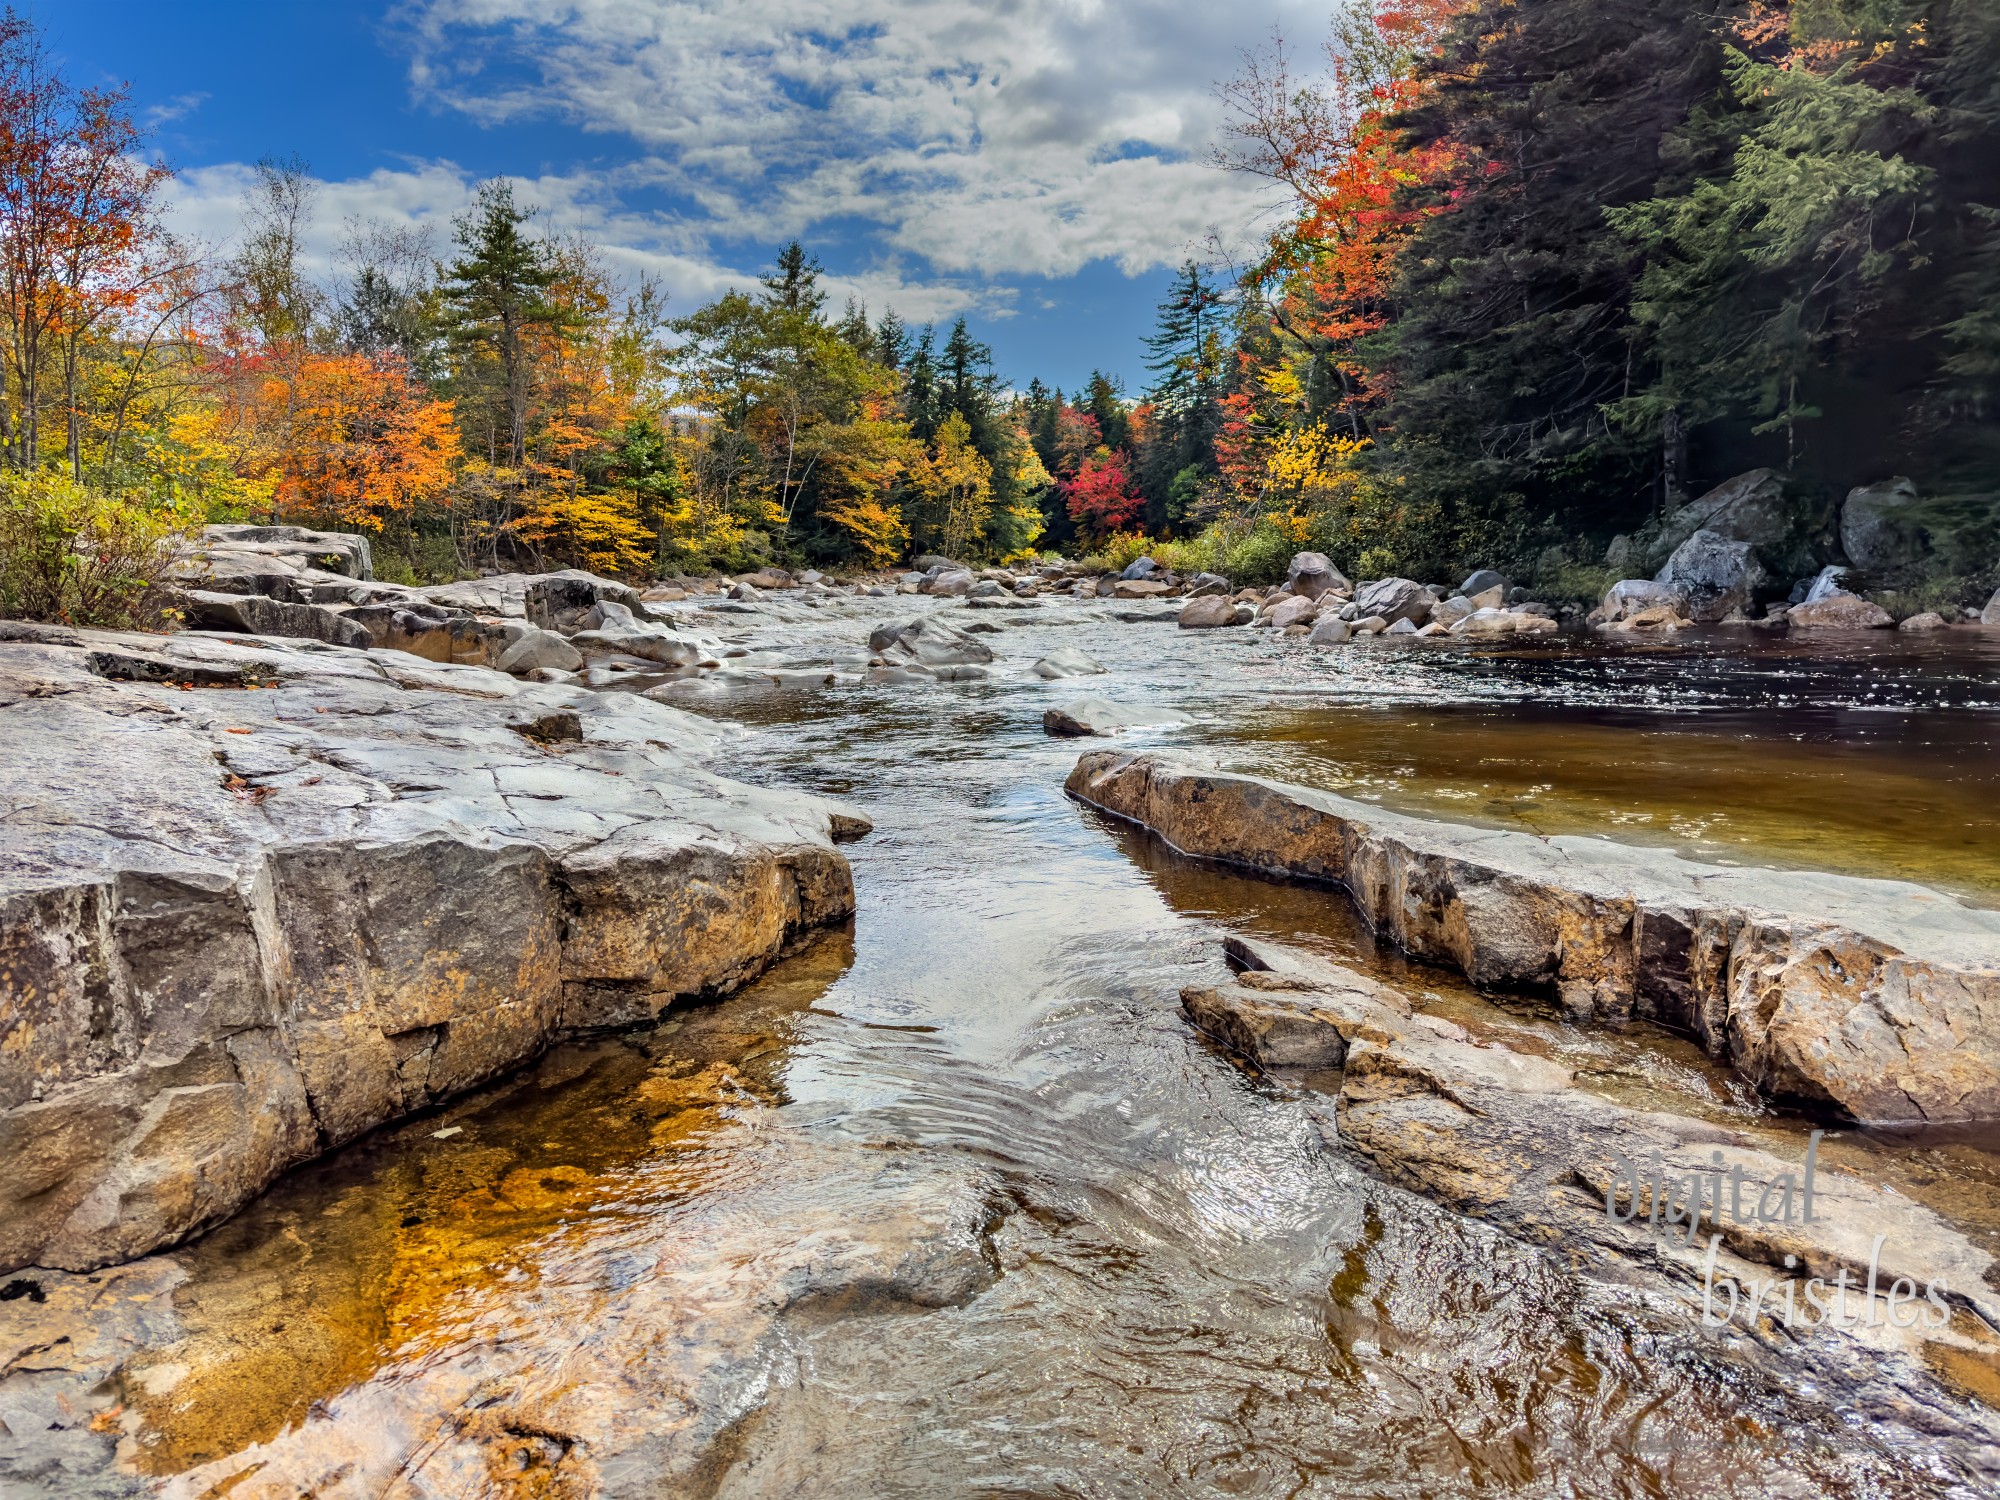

left=0, top=629, right=867, bottom=1273
left=1066, top=751, right=2000, bottom=1124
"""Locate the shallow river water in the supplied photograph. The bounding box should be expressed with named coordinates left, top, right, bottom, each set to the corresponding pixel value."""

left=102, top=605, right=2000, bottom=1496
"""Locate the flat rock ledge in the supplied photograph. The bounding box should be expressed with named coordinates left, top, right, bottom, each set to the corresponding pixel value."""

left=0, top=626, right=869, bottom=1274
left=1067, top=751, right=2000, bottom=1125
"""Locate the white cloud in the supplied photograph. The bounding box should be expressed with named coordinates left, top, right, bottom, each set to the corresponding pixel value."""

left=144, top=92, right=209, bottom=127
left=159, top=159, right=1008, bottom=326
left=396, top=0, right=1302, bottom=279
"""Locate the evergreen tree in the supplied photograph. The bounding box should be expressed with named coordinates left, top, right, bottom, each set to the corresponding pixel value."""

left=761, top=240, right=827, bottom=316
left=442, top=180, right=565, bottom=466
left=903, top=325, right=940, bottom=442
left=1140, top=262, right=1228, bottom=528
left=1082, top=370, right=1129, bottom=451
left=1383, top=0, right=1725, bottom=519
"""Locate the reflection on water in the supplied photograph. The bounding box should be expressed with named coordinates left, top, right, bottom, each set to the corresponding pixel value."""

left=124, top=935, right=854, bottom=1474
left=114, top=607, right=2000, bottom=1496
left=1214, top=703, right=2000, bottom=898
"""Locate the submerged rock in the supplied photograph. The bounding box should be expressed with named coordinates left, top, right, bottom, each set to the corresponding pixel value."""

left=867, top=616, right=996, bottom=667
left=1042, top=699, right=1190, bottom=737
left=1065, top=752, right=2000, bottom=1124
left=1032, top=647, right=1107, bottom=678
left=138, top=1127, right=1000, bottom=1500
left=1192, top=936, right=2000, bottom=1338
left=0, top=630, right=867, bottom=1274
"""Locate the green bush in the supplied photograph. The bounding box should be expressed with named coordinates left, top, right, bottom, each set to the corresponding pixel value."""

left=0, top=472, right=200, bottom=628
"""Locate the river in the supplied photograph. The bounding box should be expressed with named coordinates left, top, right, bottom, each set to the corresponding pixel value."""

left=99, top=600, right=2000, bottom=1496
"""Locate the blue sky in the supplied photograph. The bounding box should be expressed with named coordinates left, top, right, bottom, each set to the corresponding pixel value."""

left=45, top=0, right=1315, bottom=394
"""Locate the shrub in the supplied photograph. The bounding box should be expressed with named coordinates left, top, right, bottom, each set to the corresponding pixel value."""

left=0, top=472, right=201, bottom=628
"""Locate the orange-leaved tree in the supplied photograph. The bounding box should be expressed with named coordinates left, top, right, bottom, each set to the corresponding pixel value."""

left=228, top=349, right=460, bottom=531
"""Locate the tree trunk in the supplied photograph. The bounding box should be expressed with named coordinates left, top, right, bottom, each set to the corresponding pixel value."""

left=1662, top=405, right=1687, bottom=512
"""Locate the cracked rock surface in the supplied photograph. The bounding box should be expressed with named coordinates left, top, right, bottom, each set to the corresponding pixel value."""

left=0, top=626, right=867, bottom=1274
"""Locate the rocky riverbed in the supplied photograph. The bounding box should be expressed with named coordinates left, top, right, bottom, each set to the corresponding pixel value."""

left=5, top=537, right=2000, bottom=1497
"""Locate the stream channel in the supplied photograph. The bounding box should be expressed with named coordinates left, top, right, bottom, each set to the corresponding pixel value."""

left=77, top=601, right=2000, bottom=1496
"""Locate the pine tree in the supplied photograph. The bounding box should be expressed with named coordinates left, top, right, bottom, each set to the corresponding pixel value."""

left=442, top=180, right=565, bottom=466
left=761, top=240, right=827, bottom=316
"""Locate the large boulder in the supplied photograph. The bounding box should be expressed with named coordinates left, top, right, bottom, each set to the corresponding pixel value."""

left=1307, top=616, right=1351, bottom=645
left=1799, top=564, right=1853, bottom=604
left=1653, top=530, right=1764, bottom=623
left=1111, top=578, right=1174, bottom=599
left=496, top=626, right=586, bottom=674
left=1646, top=468, right=1793, bottom=569
left=1459, top=569, right=1508, bottom=597
left=1178, top=595, right=1241, bottom=630
left=1840, top=477, right=1924, bottom=573
left=1351, top=578, right=1432, bottom=626
left=1429, top=595, right=1475, bottom=630
left=1593, top=579, right=1688, bottom=624
left=0, top=630, right=866, bottom=1273
left=1269, top=595, right=1319, bottom=630
left=867, top=616, right=995, bottom=667
left=1788, top=592, right=1893, bottom=630
left=1285, top=552, right=1351, bottom=601
left=420, top=570, right=655, bottom=633
left=921, top=570, right=977, bottom=598
left=1120, top=555, right=1161, bottom=581
left=194, top=523, right=375, bottom=581
left=1184, top=572, right=1231, bottom=597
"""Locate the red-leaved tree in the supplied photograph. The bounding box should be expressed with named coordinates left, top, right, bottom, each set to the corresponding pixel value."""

left=1063, top=448, right=1141, bottom=538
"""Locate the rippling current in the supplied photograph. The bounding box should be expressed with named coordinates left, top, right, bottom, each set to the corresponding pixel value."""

left=116, top=605, right=2000, bottom=1497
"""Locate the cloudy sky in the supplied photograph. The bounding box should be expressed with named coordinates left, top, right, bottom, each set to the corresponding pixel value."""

left=50, top=0, right=1322, bottom=391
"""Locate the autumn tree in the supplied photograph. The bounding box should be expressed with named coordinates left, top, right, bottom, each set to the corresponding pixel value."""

left=1063, top=446, right=1142, bottom=539
left=0, top=9, right=172, bottom=476
left=231, top=349, right=460, bottom=531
